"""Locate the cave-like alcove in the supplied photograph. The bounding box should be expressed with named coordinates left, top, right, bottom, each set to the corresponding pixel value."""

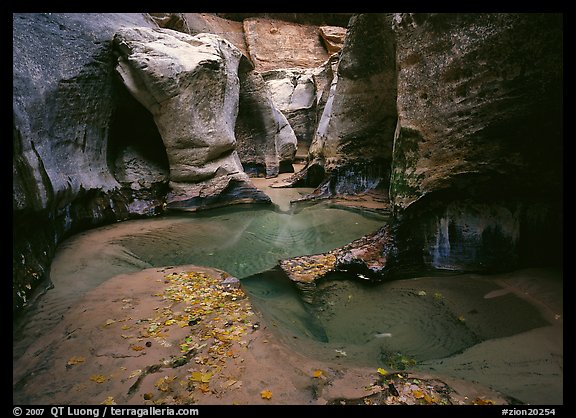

left=108, top=77, right=170, bottom=189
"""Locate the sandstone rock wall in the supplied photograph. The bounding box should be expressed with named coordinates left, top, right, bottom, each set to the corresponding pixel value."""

left=13, top=12, right=563, bottom=316
left=113, top=27, right=271, bottom=210
left=389, top=13, right=563, bottom=272
left=13, top=13, right=162, bottom=313
left=288, top=14, right=396, bottom=194
left=235, top=70, right=298, bottom=177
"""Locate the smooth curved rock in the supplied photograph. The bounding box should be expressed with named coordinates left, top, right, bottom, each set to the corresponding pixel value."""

left=288, top=14, right=396, bottom=194
left=150, top=13, right=250, bottom=60
left=113, top=27, right=270, bottom=209
left=235, top=71, right=297, bottom=178
left=262, top=68, right=319, bottom=158
left=309, top=14, right=397, bottom=170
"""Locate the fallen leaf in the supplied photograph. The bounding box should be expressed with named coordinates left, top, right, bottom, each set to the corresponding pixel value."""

left=128, top=369, right=142, bottom=379
left=472, top=397, right=495, bottom=405
left=90, top=374, right=108, bottom=383
left=190, top=371, right=213, bottom=383
left=312, top=369, right=323, bottom=378
left=143, top=393, right=154, bottom=400
left=104, top=319, right=116, bottom=326
left=100, top=396, right=116, bottom=405
left=377, top=367, right=388, bottom=376
left=154, top=376, right=175, bottom=392
left=260, top=390, right=273, bottom=400
left=67, top=356, right=86, bottom=366
left=130, top=345, right=145, bottom=351
left=121, top=325, right=132, bottom=330
left=412, top=389, right=425, bottom=399
left=198, top=383, right=211, bottom=393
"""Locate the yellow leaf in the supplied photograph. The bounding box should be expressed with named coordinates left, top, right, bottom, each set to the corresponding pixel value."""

left=423, top=393, right=435, bottom=404
left=260, top=390, right=273, bottom=400
left=100, top=396, right=116, bottom=405
left=198, top=383, right=210, bottom=393
left=377, top=367, right=388, bottom=376
left=90, top=374, right=107, bottom=383
left=458, top=315, right=466, bottom=322
left=312, top=369, right=323, bottom=378
left=121, top=325, right=131, bottom=330
left=412, top=389, right=425, bottom=399
left=154, top=376, right=174, bottom=392
left=131, top=345, right=145, bottom=351
left=472, top=397, right=495, bottom=405
left=67, top=356, right=86, bottom=366
left=104, top=319, right=116, bottom=326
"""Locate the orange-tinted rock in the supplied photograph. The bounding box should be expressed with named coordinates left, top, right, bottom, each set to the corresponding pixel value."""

left=243, top=17, right=331, bottom=71
left=319, top=26, right=347, bottom=55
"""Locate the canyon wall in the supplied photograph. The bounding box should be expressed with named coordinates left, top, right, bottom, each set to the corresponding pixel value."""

left=13, top=13, right=160, bottom=313
left=389, top=13, right=563, bottom=273
left=13, top=12, right=563, bottom=314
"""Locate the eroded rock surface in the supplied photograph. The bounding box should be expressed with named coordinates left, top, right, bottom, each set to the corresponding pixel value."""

left=235, top=71, right=298, bottom=177
left=113, top=27, right=270, bottom=210
left=389, top=13, right=563, bottom=271
left=243, top=17, right=332, bottom=72
left=12, top=13, right=159, bottom=313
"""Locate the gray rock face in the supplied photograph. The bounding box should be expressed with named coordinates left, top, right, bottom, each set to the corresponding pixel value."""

left=112, top=27, right=270, bottom=209
left=13, top=13, right=160, bottom=313
left=289, top=14, right=397, bottom=194
left=310, top=14, right=397, bottom=169
left=262, top=68, right=319, bottom=159
left=235, top=71, right=298, bottom=177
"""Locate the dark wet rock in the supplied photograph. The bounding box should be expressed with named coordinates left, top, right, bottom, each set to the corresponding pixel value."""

left=389, top=13, right=563, bottom=271
left=286, top=14, right=397, bottom=197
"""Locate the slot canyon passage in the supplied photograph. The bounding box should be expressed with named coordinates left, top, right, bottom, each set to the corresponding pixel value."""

left=13, top=13, right=563, bottom=406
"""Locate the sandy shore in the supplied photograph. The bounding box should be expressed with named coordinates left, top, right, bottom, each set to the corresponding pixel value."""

left=13, top=265, right=512, bottom=405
